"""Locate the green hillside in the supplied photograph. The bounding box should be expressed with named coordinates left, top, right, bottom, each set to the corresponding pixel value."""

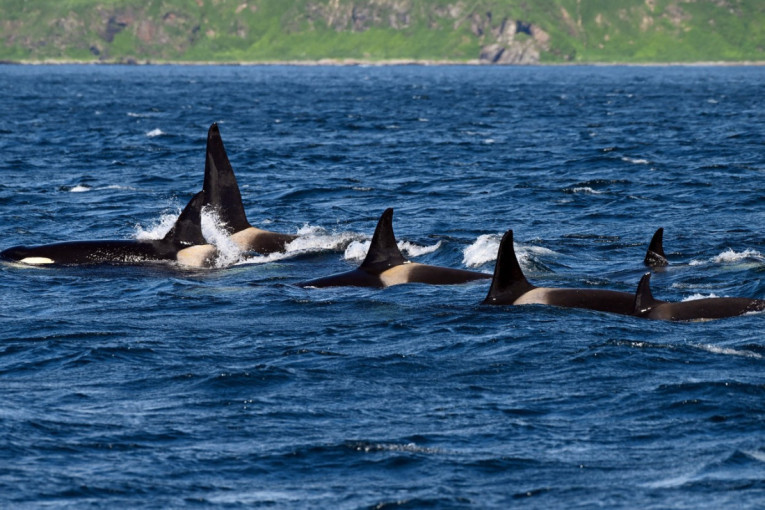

left=1, top=0, right=764, bottom=63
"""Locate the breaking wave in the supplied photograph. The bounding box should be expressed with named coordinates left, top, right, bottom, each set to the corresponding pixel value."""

left=690, top=248, right=765, bottom=266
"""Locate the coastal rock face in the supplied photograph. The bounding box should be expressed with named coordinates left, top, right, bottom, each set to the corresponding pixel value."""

left=302, top=1, right=551, bottom=64
left=0, top=0, right=763, bottom=64
left=473, top=16, right=551, bottom=64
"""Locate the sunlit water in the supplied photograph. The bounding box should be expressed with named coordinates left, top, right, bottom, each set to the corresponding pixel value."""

left=1, top=64, right=764, bottom=508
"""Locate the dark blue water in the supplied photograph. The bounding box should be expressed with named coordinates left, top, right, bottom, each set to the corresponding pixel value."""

left=1, top=64, right=764, bottom=508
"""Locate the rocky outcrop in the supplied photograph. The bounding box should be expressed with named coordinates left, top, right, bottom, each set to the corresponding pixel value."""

left=301, top=1, right=551, bottom=64
left=469, top=14, right=551, bottom=64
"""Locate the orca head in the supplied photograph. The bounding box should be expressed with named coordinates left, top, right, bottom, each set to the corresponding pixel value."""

left=0, top=245, right=54, bottom=265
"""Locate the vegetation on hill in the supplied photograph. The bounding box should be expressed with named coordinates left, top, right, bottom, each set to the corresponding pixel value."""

left=1, top=0, right=763, bottom=64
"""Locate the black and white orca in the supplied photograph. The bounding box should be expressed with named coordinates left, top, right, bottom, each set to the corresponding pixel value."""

left=482, top=229, right=635, bottom=315
left=201, top=123, right=297, bottom=254
left=632, top=272, right=765, bottom=321
left=298, top=208, right=490, bottom=288
left=0, top=192, right=217, bottom=267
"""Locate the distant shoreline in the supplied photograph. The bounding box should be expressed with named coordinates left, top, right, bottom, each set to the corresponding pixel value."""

left=4, top=58, right=765, bottom=67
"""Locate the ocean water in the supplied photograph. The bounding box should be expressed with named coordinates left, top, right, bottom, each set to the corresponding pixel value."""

left=0, top=64, right=764, bottom=508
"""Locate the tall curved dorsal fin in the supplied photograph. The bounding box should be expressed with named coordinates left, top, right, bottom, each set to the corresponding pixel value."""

left=482, top=230, right=535, bottom=304
left=163, top=192, right=207, bottom=246
left=644, top=227, right=668, bottom=267
left=202, top=123, right=251, bottom=233
left=633, top=272, right=660, bottom=315
left=360, top=208, right=407, bottom=273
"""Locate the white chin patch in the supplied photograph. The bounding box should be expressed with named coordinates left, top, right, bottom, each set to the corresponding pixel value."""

left=19, top=257, right=55, bottom=265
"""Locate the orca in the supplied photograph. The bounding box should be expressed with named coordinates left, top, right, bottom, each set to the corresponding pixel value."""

left=644, top=227, right=668, bottom=267
left=482, top=229, right=635, bottom=315
left=632, top=272, right=765, bottom=321
left=0, top=192, right=217, bottom=267
left=298, top=208, right=490, bottom=288
left=201, top=123, right=297, bottom=254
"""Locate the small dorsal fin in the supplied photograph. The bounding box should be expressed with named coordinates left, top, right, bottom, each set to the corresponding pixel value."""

left=633, top=272, right=659, bottom=315
left=644, top=227, right=668, bottom=267
left=482, top=230, right=535, bottom=304
left=360, top=208, right=407, bottom=273
left=163, top=192, right=207, bottom=246
left=202, top=123, right=251, bottom=233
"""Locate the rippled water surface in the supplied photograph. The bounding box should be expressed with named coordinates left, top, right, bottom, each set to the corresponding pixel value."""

left=1, top=64, right=764, bottom=508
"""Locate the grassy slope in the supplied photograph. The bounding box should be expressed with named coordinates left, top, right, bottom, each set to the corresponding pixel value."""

left=0, top=0, right=763, bottom=63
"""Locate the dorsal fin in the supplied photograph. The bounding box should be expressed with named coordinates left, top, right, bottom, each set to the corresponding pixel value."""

left=202, top=123, right=251, bottom=234
left=633, top=272, right=660, bottom=315
left=644, top=227, right=668, bottom=267
left=163, top=192, right=207, bottom=246
left=482, top=230, right=535, bottom=304
left=360, top=208, right=407, bottom=273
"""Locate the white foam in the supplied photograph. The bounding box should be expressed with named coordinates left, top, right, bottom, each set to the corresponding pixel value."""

left=463, top=234, right=556, bottom=269
left=621, top=156, right=650, bottom=165
left=399, top=240, right=442, bottom=258
left=342, top=238, right=441, bottom=262
left=288, top=225, right=358, bottom=253
left=70, top=184, right=137, bottom=193
left=571, top=187, right=603, bottom=195
left=200, top=207, right=243, bottom=268
left=344, top=240, right=371, bottom=261
left=696, top=344, right=762, bottom=359
left=134, top=210, right=182, bottom=240
left=146, top=128, right=165, bottom=137
left=102, top=184, right=137, bottom=191
left=463, top=234, right=500, bottom=268
left=682, top=293, right=719, bottom=302
left=712, top=248, right=764, bottom=264
left=239, top=225, right=359, bottom=266
left=351, top=442, right=442, bottom=454
left=690, top=248, right=765, bottom=266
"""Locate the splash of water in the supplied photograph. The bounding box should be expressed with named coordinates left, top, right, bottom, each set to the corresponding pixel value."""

left=690, top=248, right=765, bottom=266
left=134, top=209, right=182, bottom=240
left=146, top=128, right=165, bottom=137
left=463, top=234, right=556, bottom=269
left=239, top=225, right=360, bottom=265
left=462, top=234, right=500, bottom=268
left=200, top=207, right=243, bottom=268
left=343, top=239, right=442, bottom=262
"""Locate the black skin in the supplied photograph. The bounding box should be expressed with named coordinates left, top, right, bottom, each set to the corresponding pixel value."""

left=482, top=229, right=636, bottom=315
left=1, top=191, right=208, bottom=266
left=298, top=208, right=490, bottom=288
left=633, top=272, right=765, bottom=321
